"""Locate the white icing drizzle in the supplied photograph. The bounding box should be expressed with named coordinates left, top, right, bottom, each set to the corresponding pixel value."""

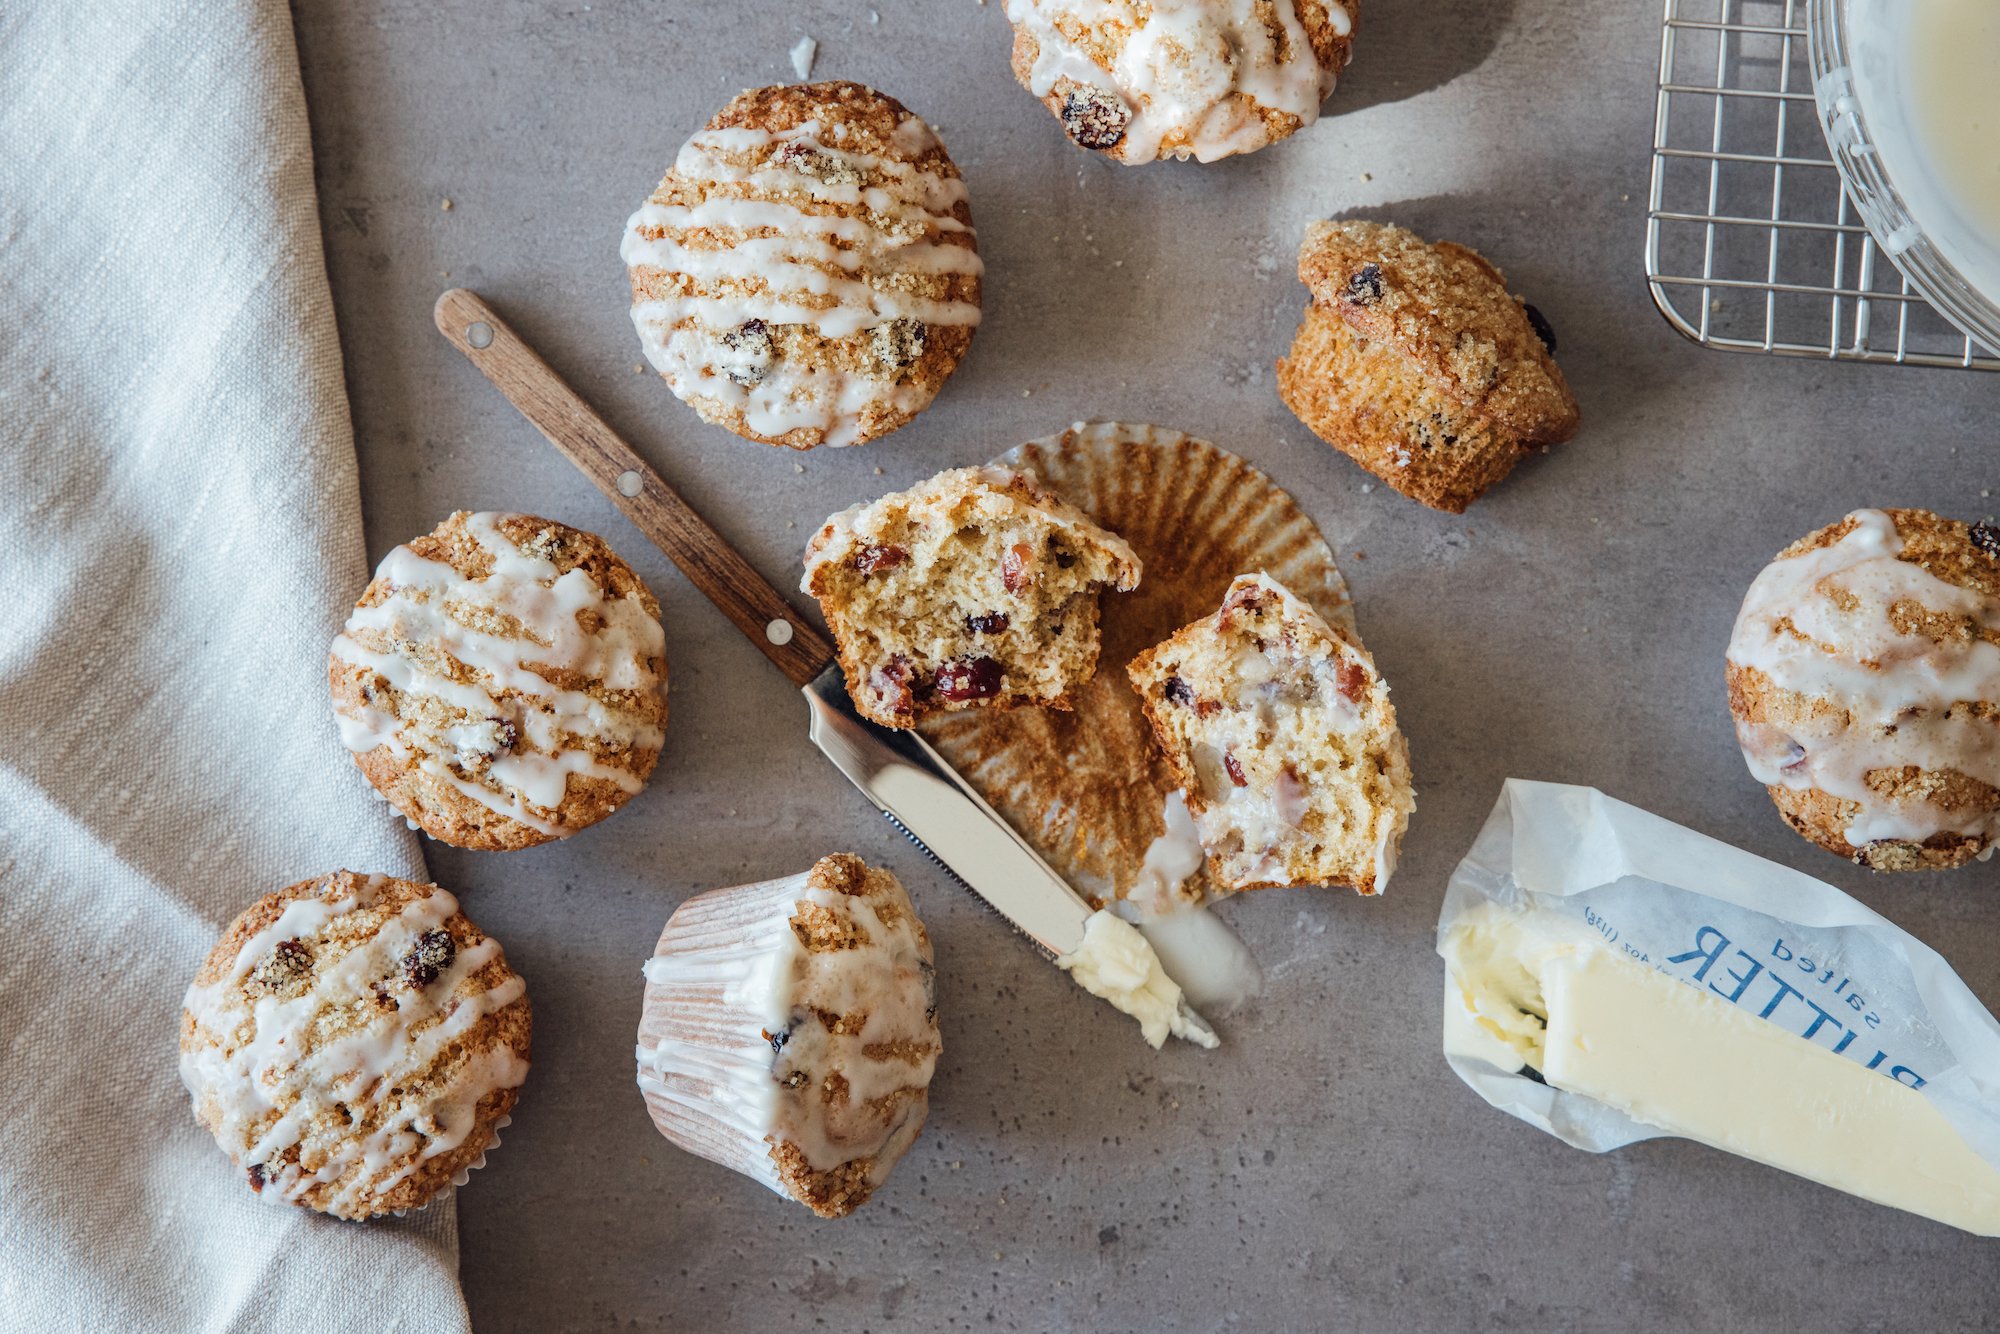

left=1005, top=0, right=1351, bottom=163
left=1130, top=789, right=1208, bottom=912
left=636, top=864, right=938, bottom=1193
left=1727, top=509, right=2000, bottom=849
left=1119, top=791, right=1265, bottom=1014
left=329, top=512, right=667, bottom=838
left=623, top=117, right=983, bottom=447
left=179, top=878, right=529, bottom=1217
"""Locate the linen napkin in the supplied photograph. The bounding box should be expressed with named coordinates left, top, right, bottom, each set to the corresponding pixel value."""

left=0, top=0, right=473, bottom=1327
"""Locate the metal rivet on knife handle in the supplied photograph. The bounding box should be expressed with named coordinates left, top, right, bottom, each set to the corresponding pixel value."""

left=432, top=287, right=838, bottom=687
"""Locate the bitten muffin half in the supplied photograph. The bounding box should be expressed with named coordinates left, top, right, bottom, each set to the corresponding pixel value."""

left=329, top=511, right=669, bottom=852
left=180, top=871, right=531, bottom=1220
left=1129, top=573, right=1414, bottom=894
left=623, top=81, right=982, bottom=448
left=803, top=465, right=1142, bottom=728
left=636, top=854, right=940, bottom=1218
left=1005, top=0, right=1358, bottom=163
left=1277, top=220, right=1579, bottom=513
left=1726, top=507, right=2000, bottom=871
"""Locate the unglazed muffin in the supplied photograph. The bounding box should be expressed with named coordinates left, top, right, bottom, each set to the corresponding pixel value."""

left=329, top=511, right=669, bottom=851
left=1726, top=507, right=2000, bottom=871
left=636, top=855, right=940, bottom=1218
left=1128, top=573, right=1413, bottom=894
left=1277, top=220, right=1579, bottom=513
left=180, top=871, right=531, bottom=1220
left=1005, top=0, right=1358, bottom=163
left=622, top=81, right=982, bottom=449
left=803, top=465, right=1142, bottom=728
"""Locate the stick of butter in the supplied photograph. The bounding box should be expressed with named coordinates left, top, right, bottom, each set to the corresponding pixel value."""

left=1439, top=781, right=2000, bottom=1238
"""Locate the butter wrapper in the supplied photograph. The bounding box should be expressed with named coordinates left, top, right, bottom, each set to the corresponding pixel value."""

left=1437, top=780, right=2000, bottom=1176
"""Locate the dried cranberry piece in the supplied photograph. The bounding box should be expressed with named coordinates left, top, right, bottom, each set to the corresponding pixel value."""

left=1972, top=524, right=2000, bottom=560
left=1221, top=584, right=1265, bottom=616
left=1346, top=263, right=1384, bottom=305
left=854, top=542, right=908, bottom=576
left=402, top=929, right=456, bottom=989
left=720, top=319, right=774, bottom=387
left=1224, top=752, right=1249, bottom=787
left=1335, top=658, right=1368, bottom=703
left=934, top=656, right=1003, bottom=702
left=1523, top=303, right=1558, bottom=353
left=1060, top=88, right=1129, bottom=150
left=873, top=653, right=920, bottom=713
left=1001, top=543, right=1034, bottom=593
left=247, top=1164, right=266, bottom=1192
left=965, top=612, right=1009, bottom=635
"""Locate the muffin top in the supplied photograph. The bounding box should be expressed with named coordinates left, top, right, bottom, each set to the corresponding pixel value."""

left=1727, top=507, right=2000, bottom=863
left=804, top=465, right=1141, bottom=592
left=329, top=511, right=669, bottom=851
left=623, top=81, right=983, bottom=449
left=179, top=871, right=531, bottom=1220
left=1296, top=219, right=1577, bottom=445
left=1006, top=0, right=1357, bottom=163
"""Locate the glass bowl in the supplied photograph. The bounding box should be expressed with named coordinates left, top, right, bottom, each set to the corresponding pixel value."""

left=1808, top=0, right=2000, bottom=351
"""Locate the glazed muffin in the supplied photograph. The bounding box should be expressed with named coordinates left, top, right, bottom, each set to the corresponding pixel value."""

left=179, top=871, right=531, bottom=1220
left=1128, top=573, right=1414, bottom=894
left=329, top=511, right=669, bottom=852
left=622, top=81, right=982, bottom=449
left=636, top=854, right=940, bottom=1218
left=1276, top=220, right=1580, bottom=513
left=1726, top=507, right=2000, bottom=871
left=1005, top=0, right=1357, bottom=163
left=803, top=465, right=1143, bottom=728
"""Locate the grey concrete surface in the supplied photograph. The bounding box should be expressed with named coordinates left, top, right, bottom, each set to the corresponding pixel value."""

left=291, top=2, right=2000, bottom=1329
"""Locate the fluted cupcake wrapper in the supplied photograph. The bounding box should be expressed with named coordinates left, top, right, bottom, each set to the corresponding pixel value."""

left=635, top=874, right=807, bottom=1200
left=918, top=422, right=1355, bottom=906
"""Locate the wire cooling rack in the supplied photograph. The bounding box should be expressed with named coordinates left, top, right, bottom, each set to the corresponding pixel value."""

left=1645, top=0, right=2000, bottom=370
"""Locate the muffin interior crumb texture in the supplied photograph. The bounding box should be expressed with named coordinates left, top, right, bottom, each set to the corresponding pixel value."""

left=804, top=466, right=1142, bottom=728
left=1005, top=0, right=1357, bottom=163
left=1726, top=507, right=2000, bottom=871
left=622, top=80, right=982, bottom=449
left=1129, top=573, right=1414, bottom=893
left=328, top=510, right=668, bottom=851
left=636, top=854, right=941, bottom=1218
left=178, top=872, right=531, bottom=1220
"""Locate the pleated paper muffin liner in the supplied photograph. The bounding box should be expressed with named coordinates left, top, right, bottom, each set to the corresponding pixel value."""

left=918, top=421, right=1354, bottom=908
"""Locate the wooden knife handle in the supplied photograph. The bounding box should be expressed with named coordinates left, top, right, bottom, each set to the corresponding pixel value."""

left=434, top=288, right=836, bottom=687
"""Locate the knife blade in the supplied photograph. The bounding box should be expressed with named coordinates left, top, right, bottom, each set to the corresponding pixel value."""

left=802, top=665, right=1094, bottom=958
left=433, top=288, right=1215, bottom=1044
left=802, top=666, right=1217, bottom=1045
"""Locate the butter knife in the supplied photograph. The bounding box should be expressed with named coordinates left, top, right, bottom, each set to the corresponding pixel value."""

left=432, top=289, right=1215, bottom=1044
